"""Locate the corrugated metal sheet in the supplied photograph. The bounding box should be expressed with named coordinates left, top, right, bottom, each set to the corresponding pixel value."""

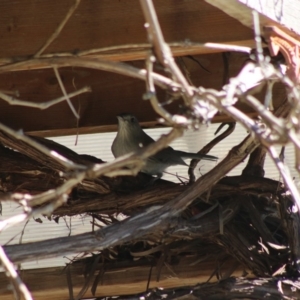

left=0, top=123, right=298, bottom=269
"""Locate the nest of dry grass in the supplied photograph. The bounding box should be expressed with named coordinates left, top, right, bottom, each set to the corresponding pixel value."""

left=1, top=128, right=300, bottom=299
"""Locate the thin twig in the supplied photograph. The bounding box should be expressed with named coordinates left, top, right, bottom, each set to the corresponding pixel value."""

left=53, top=66, right=80, bottom=118
left=35, top=0, right=81, bottom=57
left=0, top=122, right=85, bottom=170
left=0, top=41, right=251, bottom=66
left=77, top=42, right=252, bottom=57
left=0, top=86, right=91, bottom=109
left=245, top=95, right=284, bottom=131
left=0, top=214, right=27, bottom=232
left=268, top=146, right=300, bottom=211
left=0, top=246, right=32, bottom=300
left=144, top=53, right=174, bottom=124
left=188, top=122, right=236, bottom=183
left=26, top=172, right=86, bottom=207
left=0, top=194, right=68, bottom=232
left=139, top=0, right=194, bottom=104
left=19, top=219, right=30, bottom=244
left=252, top=11, right=264, bottom=64
left=74, top=255, right=100, bottom=300
left=66, top=265, right=74, bottom=300
left=0, top=57, right=181, bottom=91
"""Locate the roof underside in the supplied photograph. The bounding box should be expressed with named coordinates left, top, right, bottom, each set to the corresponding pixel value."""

left=0, top=0, right=295, bottom=136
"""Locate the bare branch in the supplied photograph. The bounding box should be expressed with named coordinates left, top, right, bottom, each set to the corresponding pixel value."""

left=0, top=193, right=68, bottom=232
left=268, top=146, right=300, bottom=211
left=252, top=10, right=264, bottom=64
left=144, top=53, right=175, bottom=124
left=1, top=129, right=86, bottom=174
left=0, top=214, right=27, bottom=232
left=0, top=41, right=251, bottom=67
left=53, top=66, right=80, bottom=118
left=0, top=86, right=91, bottom=109
left=34, top=0, right=81, bottom=57
left=0, top=57, right=180, bottom=91
left=0, top=122, right=85, bottom=171
left=139, top=0, right=194, bottom=105
left=245, top=95, right=286, bottom=142
left=0, top=246, right=32, bottom=300
left=189, top=122, right=236, bottom=183
left=79, top=41, right=252, bottom=57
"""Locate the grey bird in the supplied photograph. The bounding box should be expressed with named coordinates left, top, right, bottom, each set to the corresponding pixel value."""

left=111, top=113, right=218, bottom=178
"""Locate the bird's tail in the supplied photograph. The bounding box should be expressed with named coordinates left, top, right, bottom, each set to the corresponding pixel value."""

left=176, top=150, right=218, bottom=161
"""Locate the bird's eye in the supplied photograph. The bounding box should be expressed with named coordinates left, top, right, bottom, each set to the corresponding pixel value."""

left=130, top=117, right=135, bottom=123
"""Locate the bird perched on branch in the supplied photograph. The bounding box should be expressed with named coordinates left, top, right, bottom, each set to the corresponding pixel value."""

left=111, top=113, right=218, bottom=178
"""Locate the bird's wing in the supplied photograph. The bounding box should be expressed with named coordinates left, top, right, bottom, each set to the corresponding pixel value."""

left=175, top=150, right=218, bottom=161
left=138, top=130, right=156, bottom=146
left=140, top=132, right=187, bottom=166
left=150, top=147, right=187, bottom=166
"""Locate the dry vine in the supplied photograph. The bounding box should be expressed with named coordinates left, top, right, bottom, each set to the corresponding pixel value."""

left=0, top=1, right=300, bottom=299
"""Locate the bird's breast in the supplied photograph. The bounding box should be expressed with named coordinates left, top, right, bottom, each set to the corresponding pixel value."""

left=111, top=134, right=143, bottom=158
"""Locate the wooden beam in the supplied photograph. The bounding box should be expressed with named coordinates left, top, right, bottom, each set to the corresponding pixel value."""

left=0, top=0, right=254, bottom=62
left=0, top=0, right=290, bottom=136
left=0, top=257, right=246, bottom=300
